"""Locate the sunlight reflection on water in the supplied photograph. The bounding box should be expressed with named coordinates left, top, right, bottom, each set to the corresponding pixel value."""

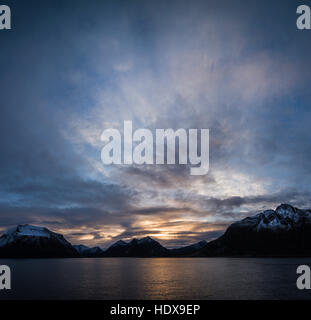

left=0, top=258, right=311, bottom=300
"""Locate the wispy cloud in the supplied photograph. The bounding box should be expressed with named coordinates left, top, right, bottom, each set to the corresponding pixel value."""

left=0, top=0, right=311, bottom=248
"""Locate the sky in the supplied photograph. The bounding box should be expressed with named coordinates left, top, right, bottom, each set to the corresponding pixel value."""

left=0, top=0, right=311, bottom=248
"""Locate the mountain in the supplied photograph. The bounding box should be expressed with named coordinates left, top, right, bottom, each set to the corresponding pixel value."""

left=104, top=236, right=170, bottom=257
left=197, top=204, right=311, bottom=256
left=3, top=205, right=309, bottom=258
left=74, top=244, right=104, bottom=257
left=0, top=224, right=78, bottom=258
left=104, top=240, right=128, bottom=256
left=169, top=240, right=207, bottom=256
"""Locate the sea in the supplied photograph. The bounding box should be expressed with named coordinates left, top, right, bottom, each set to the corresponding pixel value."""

left=1, top=257, right=311, bottom=300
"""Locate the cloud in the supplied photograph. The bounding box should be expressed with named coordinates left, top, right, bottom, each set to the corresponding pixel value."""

left=0, top=0, right=311, bottom=248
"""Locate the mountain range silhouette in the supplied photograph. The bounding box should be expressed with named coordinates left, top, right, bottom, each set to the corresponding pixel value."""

left=1, top=204, right=311, bottom=258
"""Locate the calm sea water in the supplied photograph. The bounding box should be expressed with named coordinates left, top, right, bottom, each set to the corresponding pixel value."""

left=1, top=258, right=311, bottom=300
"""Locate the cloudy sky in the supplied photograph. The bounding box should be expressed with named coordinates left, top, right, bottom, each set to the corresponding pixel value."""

left=0, top=0, right=311, bottom=248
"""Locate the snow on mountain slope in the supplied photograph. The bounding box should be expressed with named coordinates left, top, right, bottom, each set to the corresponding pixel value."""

left=0, top=224, right=78, bottom=257
left=74, top=244, right=103, bottom=256
left=7, top=225, right=50, bottom=237
left=198, top=204, right=311, bottom=256
left=231, top=204, right=311, bottom=232
left=0, top=225, right=48, bottom=247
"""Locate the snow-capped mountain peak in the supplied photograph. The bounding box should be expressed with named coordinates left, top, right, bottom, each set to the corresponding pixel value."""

left=230, top=204, right=311, bottom=233
left=0, top=224, right=78, bottom=257
left=74, top=244, right=103, bottom=256
left=197, top=204, right=311, bottom=257
left=0, top=224, right=70, bottom=247
left=7, top=224, right=51, bottom=238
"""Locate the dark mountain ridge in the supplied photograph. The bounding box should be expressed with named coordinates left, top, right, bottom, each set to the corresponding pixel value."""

left=196, top=204, right=311, bottom=256
left=1, top=204, right=311, bottom=258
left=0, top=224, right=78, bottom=258
left=73, top=244, right=104, bottom=257
left=169, top=240, right=207, bottom=256
left=104, top=236, right=170, bottom=257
